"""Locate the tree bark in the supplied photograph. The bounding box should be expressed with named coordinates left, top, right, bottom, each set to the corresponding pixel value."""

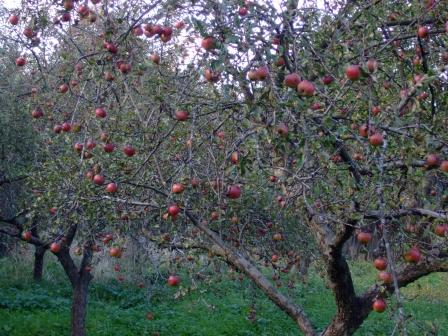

left=33, top=246, right=45, bottom=281
left=71, top=272, right=92, bottom=336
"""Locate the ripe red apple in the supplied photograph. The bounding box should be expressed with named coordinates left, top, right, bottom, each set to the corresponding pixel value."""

left=53, top=124, right=63, bottom=133
left=357, top=232, right=372, bottom=244
left=238, top=7, right=248, bottom=16
left=103, top=143, right=115, bottom=153
left=248, top=70, right=259, bottom=81
left=22, top=231, right=32, bottom=241
left=440, top=161, right=448, bottom=173
left=86, top=140, right=96, bottom=150
left=168, top=204, right=180, bottom=218
left=372, top=299, right=386, bottom=313
left=175, top=110, right=189, bottom=121
left=273, top=233, right=283, bottom=241
left=346, top=65, right=361, bottom=80
left=106, top=43, right=118, bottom=54
left=227, top=185, right=241, bottom=199
left=417, top=26, right=429, bottom=38
left=16, top=57, right=26, bottom=67
left=201, top=37, right=215, bottom=50
left=275, top=57, right=285, bottom=67
left=374, top=257, right=387, bottom=271
left=284, top=73, right=301, bottom=88
left=119, top=63, right=131, bottom=74
left=271, top=255, right=279, bottom=263
left=378, top=271, right=393, bottom=284
left=93, top=174, right=105, bottom=185
left=171, top=183, right=184, bottom=194
left=369, top=133, right=383, bottom=146
left=132, top=25, right=143, bottom=36
left=73, top=142, right=83, bottom=153
left=150, top=53, right=160, bottom=64
left=204, top=69, right=220, bottom=83
left=50, top=242, right=61, bottom=253
left=297, top=80, right=315, bottom=96
left=9, top=15, right=19, bottom=25
left=60, top=122, right=71, bottom=132
left=23, top=27, right=34, bottom=38
left=31, top=109, right=43, bottom=118
left=123, top=145, right=136, bottom=157
left=77, top=5, right=89, bottom=17
left=434, top=224, right=446, bottom=237
left=230, top=151, right=239, bottom=164
left=256, top=66, right=269, bottom=80
left=61, top=12, right=71, bottom=22
left=104, top=72, right=115, bottom=81
left=371, top=106, right=381, bottom=116
left=175, top=21, right=185, bottom=29
left=322, top=75, right=334, bottom=85
left=59, top=84, right=69, bottom=94
left=109, top=247, right=121, bottom=258
left=167, top=275, right=181, bottom=286
left=106, top=183, right=117, bottom=193
left=211, top=211, right=219, bottom=220
left=404, top=247, right=421, bottom=263
left=426, top=154, right=439, bottom=167
left=359, top=124, right=369, bottom=138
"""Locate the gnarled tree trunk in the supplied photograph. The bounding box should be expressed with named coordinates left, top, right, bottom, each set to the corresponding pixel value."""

left=33, top=246, right=46, bottom=281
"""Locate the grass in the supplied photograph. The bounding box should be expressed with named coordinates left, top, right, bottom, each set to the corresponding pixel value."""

left=0, top=255, right=447, bottom=336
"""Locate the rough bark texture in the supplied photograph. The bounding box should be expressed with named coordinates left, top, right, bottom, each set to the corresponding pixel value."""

left=71, top=272, right=91, bottom=336
left=33, top=246, right=45, bottom=281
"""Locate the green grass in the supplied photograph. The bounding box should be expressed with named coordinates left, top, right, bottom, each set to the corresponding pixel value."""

left=0, top=257, right=447, bottom=336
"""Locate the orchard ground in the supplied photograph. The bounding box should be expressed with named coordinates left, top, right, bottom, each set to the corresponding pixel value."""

left=0, top=253, right=447, bottom=336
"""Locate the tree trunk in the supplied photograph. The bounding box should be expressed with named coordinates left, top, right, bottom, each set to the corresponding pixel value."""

left=71, top=274, right=91, bottom=336
left=33, top=246, right=45, bottom=281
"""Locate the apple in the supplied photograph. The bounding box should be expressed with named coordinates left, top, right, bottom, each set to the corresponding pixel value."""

left=175, top=21, right=185, bottom=29
left=50, top=242, right=61, bottom=253
left=93, top=174, right=105, bottom=185
left=440, top=161, right=448, bottom=172
left=357, top=232, right=372, bottom=244
left=59, top=84, right=69, bottom=94
left=15, top=57, right=26, bottom=67
left=211, top=211, right=219, bottom=220
left=272, top=36, right=280, bottom=45
left=366, top=59, right=378, bottom=73
left=9, top=15, right=19, bottom=25
left=359, top=124, right=369, bottom=137
left=371, top=106, right=381, bottom=116
left=247, top=70, right=259, bottom=81
left=374, top=257, right=387, bottom=271
left=86, top=140, right=96, bottom=150
left=297, top=80, right=315, bottom=96
left=204, top=69, right=220, bottom=83
left=123, top=145, right=136, bottom=157
left=201, top=37, right=215, bottom=50
left=434, top=224, right=446, bottom=237
left=378, top=271, right=393, bottom=284
left=53, top=124, right=63, bottom=133
left=227, top=185, right=241, bottom=199
left=175, top=110, right=189, bottom=121
left=150, top=53, right=160, bottom=64
left=273, top=233, right=283, bottom=241
left=322, top=75, right=334, bottom=85
left=168, top=204, right=180, bottom=218
left=369, top=133, right=383, bottom=146
left=238, top=7, right=248, bottom=16
left=372, top=299, right=386, bottom=313
left=167, top=275, right=181, bottom=286
left=426, top=154, right=439, bottom=167
left=346, top=65, right=361, bottom=80
left=62, top=122, right=71, bottom=132
left=106, top=183, right=117, bottom=193
left=104, top=72, right=115, bottom=81
left=23, top=27, right=34, bottom=39
left=31, top=109, right=43, bottom=118
left=63, top=0, right=74, bottom=10
left=61, top=12, right=71, bottom=22
left=106, top=43, right=118, bottom=54
left=74, top=142, right=83, bottom=153
left=417, top=26, right=429, bottom=38
left=231, top=216, right=239, bottom=224
left=109, top=247, right=121, bottom=258
left=271, top=255, right=279, bottom=263
left=230, top=151, right=239, bottom=164
left=275, top=57, right=285, bottom=67
left=132, top=26, right=143, bottom=36
left=119, top=63, right=131, bottom=74
left=22, top=231, right=32, bottom=241
left=284, top=73, right=301, bottom=88
left=103, top=143, right=115, bottom=153
left=78, top=5, right=89, bottom=17
left=171, top=183, right=184, bottom=194
left=404, top=246, right=421, bottom=263
left=256, top=66, right=269, bottom=80
left=277, top=123, right=288, bottom=137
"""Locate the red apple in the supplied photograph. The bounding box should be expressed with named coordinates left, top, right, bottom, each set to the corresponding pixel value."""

left=123, top=145, right=136, bottom=157
left=171, top=183, right=184, bottom=194
left=73, top=142, right=83, bottom=153
left=297, top=80, right=315, bottom=96
left=404, top=247, right=421, bottom=263
left=106, top=43, right=118, bottom=54
left=150, top=53, right=160, bottom=64
left=440, top=161, right=448, bottom=173
left=227, top=185, right=241, bottom=199
left=62, top=122, right=72, bottom=132
left=322, top=75, right=334, bottom=85
left=426, top=154, right=439, bottom=167
left=256, top=66, right=269, bottom=80
left=93, top=174, right=105, bottom=185
left=106, top=183, right=117, bottom=193
left=369, top=133, right=383, bottom=146
left=374, top=257, right=387, bottom=271
left=346, top=65, right=361, bottom=80
left=9, top=15, right=19, bottom=25
left=372, top=299, right=386, bottom=313
left=86, top=140, right=96, bottom=150
left=103, top=143, right=115, bottom=153
left=59, top=84, right=69, bottom=94
left=357, top=232, right=372, bottom=244
left=271, top=255, right=279, bottom=263
left=366, top=59, right=378, bottom=73
left=434, top=224, right=446, bottom=237
left=417, top=26, right=429, bottom=38
left=23, top=27, right=34, bottom=38
left=238, top=7, right=248, bottom=16
left=175, top=110, right=189, bottom=121
left=167, top=275, right=181, bottom=286
left=230, top=151, right=239, bottom=164
left=204, top=69, right=220, bottom=83
left=109, top=247, right=121, bottom=258
left=371, top=106, right=381, bottom=116
left=132, top=26, right=143, bottom=36
left=50, top=242, right=61, bottom=253
left=31, top=109, right=43, bottom=118
left=201, top=37, right=215, bottom=50
left=175, top=21, right=185, bottom=29
left=284, top=73, right=301, bottom=88
left=359, top=124, right=369, bottom=137
left=378, top=271, right=393, bottom=284
left=22, top=231, right=32, bottom=241
left=15, top=57, right=26, bottom=67
left=53, top=124, right=63, bottom=133
left=168, top=204, right=180, bottom=218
